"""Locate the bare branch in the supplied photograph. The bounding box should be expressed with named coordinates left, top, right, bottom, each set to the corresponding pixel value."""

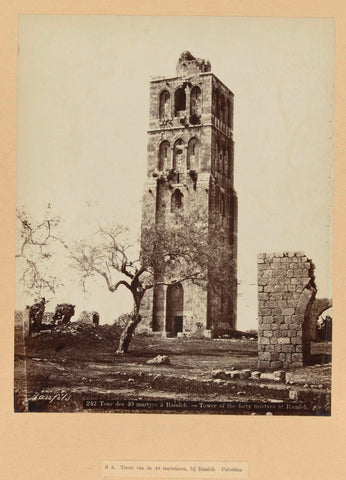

left=16, top=208, right=66, bottom=299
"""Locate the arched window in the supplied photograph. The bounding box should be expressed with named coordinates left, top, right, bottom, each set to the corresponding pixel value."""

left=220, top=193, right=225, bottom=217
left=158, top=141, right=170, bottom=171
left=219, top=142, right=223, bottom=171
left=159, top=90, right=170, bottom=119
left=187, top=137, right=199, bottom=170
left=166, top=283, right=184, bottom=335
left=227, top=99, right=231, bottom=127
left=220, top=95, right=225, bottom=124
left=222, top=145, right=226, bottom=175
left=190, top=86, right=201, bottom=116
left=215, top=141, right=219, bottom=171
left=224, top=98, right=228, bottom=126
left=174, top=88, right=186, bottom=116
left=171, top=189, right=184, bottom=213
left=215, top=89, right=220, bottom=118
left=215, top=188, right=219, bottom=212
left=173, top=139, right=184, bottom=171
left=225, top=148, right=229, bottom=177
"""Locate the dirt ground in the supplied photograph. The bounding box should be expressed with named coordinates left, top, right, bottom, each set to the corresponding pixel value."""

left=14, top=323, right=332, bottom=415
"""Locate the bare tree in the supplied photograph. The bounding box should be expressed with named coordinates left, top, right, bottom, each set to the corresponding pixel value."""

left=15, top=207, right=66, bottom=300
left=71, top=212, right=234, bottom=354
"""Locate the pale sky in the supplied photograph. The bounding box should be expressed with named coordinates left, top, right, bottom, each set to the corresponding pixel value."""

left=16, top=16, right=334, bottom=330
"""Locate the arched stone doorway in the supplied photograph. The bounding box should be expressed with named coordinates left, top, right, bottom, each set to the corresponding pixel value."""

left=297, top=284, right=317, bottom=364
left=310, top=298, right=333, bottom=340
left=166, top=283, right=184, bottom=336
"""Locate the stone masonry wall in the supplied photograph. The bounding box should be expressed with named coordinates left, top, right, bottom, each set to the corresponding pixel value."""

left=258, top=252, right=316, bottom=369
left=139, top=53, right=237, bottom=335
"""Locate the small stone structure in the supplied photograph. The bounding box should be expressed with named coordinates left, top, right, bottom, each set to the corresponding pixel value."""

left=77, top=310, right=100, bottom=325
left=258, top=252, right=316, bottom=369
left=53, top=304, right=75, bottom=325
left=22, top=307, right=31, bottom=336
left=28, top=298, right=46, bottom=334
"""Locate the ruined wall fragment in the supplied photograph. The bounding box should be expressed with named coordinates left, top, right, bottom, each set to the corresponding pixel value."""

left=257, top=252, right=316, bottom=369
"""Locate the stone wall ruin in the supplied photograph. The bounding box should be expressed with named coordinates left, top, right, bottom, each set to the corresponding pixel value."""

left=258, top=252, right=317, bottom=369
left=77, top=310, right=100, bottom=325
left=53, top=303, right=75, bottom=325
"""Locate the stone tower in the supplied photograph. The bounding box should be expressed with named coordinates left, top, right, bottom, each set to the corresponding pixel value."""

left=139, top=51, right=237, bottom=337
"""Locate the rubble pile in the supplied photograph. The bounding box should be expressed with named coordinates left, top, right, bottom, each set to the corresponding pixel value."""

left=49, top=322, right=122, bottom=343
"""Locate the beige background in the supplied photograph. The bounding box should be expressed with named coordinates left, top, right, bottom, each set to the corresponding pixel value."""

left=1, top=1, right=346, bottom=480
left=15, top=15, right=334, bottom=330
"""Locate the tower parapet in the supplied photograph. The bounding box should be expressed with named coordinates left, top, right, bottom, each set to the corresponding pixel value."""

left=176, top=51, right=211, bottom=76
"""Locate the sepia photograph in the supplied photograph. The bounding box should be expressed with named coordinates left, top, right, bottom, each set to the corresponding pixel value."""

left=14, top=15, right=334, bottom=415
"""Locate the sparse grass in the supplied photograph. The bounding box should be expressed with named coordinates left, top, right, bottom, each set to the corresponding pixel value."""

left=14, top=324, right=331, bottom=414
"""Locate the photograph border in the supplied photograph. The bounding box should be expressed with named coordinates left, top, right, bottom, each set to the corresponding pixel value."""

left=1, top=1, right=346, bottom=480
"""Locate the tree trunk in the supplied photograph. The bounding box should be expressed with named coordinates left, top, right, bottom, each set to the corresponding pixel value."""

left=116, top=285, right=144, bottom=354
left=116, top=313, right=141, bottom=354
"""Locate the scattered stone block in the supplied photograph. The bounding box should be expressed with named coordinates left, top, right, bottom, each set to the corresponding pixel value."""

left=260, top=372, right=276, bottom=381
left=289, top=390, right=299, bottom=400
left=273, top=371, right=285, bottom=381
left=146, top=355, right=171, bottom=365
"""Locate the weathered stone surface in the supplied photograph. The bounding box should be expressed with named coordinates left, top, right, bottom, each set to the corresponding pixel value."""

left=258, top=360, right=270, bottom=369
left=28, top=298, right=46, bottom=333
left=270, top=361, right=283, bottom=369
left=273, top=370, right=285, bottom=381
left=53, top=303, right=75, bottom=325
left=259, top=352, right=271, bottom=361
left=289, top=390, right=299, bottom=400
left=212, top=370, right=233, bottom=380
left=258, top=252, right=316, bottom=369
left=146, top=355, right=171, bottom=365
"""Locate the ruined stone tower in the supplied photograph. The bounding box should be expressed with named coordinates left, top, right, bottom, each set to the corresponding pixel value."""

left=139, top=51, right=237, bottom=337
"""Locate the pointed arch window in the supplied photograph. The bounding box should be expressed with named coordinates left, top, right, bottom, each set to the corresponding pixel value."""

left=227, top=99, right=232, bottom=127
left=174, top=88, right=186, bottom=116
left=221, top=193, right=225, bottom=217
left=225, top=148, right=229, bottom=177
left=215, top=141, right=219, bottom=172
left=187, top=137, right=199, bottom=170
left=220, top=95, right=225, bottom=124
left=218, top=142, right=223, bottom=172
left=158, top=141, right=170, bottom=171
left=215, top=188, right=219, bottom=212
left=171, top=189, right=184, bottom=213
left=190, top=86, right=201, bottom=116
left=173, top=139, right=184, bottom=172
left=228, top=146, right=232, bottom=178
left=215, top=89, right=220, bottom=118
left=222, top=145, right=226, bottom=175
left=224, top=98, right=228, bottom=126
left=159, top=90, right=171, bottom=120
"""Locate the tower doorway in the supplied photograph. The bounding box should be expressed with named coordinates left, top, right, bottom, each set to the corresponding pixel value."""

left=166, top=283, right=184, bottom=336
